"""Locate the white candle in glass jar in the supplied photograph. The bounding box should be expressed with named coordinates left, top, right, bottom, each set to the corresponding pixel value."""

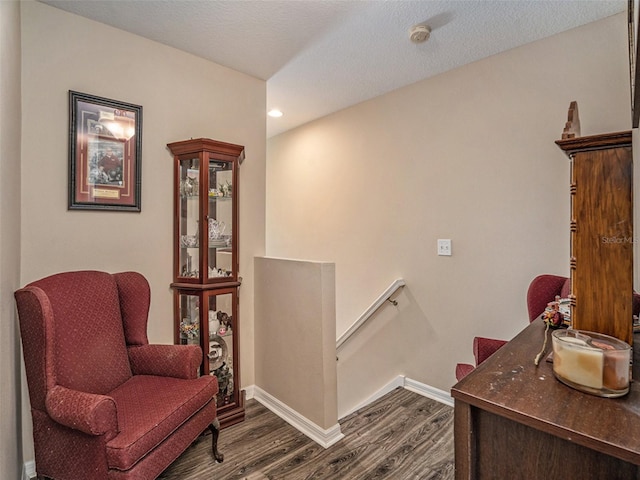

left=553, top=336, right=604, bottom=389
left=552, top=329, right=631, bottom=397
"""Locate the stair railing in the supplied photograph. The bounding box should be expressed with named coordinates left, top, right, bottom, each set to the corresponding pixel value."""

left=336, top=278, right=405, bottom=350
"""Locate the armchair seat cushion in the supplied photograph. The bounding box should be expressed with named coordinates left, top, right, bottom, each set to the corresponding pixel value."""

left=107, top=374, right=218, bottom=471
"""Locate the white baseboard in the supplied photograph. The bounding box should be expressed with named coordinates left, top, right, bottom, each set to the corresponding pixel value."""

left=403, top=376, right=454, bottom=407
left=243, top=384, right=255, bottom=400
left=247, top=377, right=452, bottom=451
left=251, top=386, right=344, bottom=449
left=22, top=460, right=35, bottom=480
left=340, top=375, right=406, bottom=418
left=340, top=375, right=453, bottom=419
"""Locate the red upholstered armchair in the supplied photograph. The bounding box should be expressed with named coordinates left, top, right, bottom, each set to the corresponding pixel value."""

left=455, top=274, right=570, bottom=381
left=15, top=270, right=223, bottom=480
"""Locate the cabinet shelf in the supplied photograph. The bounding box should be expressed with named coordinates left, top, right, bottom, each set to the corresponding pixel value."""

left=180, top=245, right=232, bottom=251
left=208, top=195, right=232, bottom=200
left=181, top=194, right=232, bottom=200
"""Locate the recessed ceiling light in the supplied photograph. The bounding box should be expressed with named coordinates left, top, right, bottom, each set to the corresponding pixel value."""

left=268, top=109, right=283, bottom=118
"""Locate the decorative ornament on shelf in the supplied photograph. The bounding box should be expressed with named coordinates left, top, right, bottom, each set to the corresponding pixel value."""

left=216, top=310, right=232, bottom=336
left=180, top=172, right=199, bottom=197
left=219, top=180, right=232, bottom=197
left=208, top=266, right=230, bottom=277
left=208, top=219, right=226, bottom=240
left=180, top=320, right=199, bottom=339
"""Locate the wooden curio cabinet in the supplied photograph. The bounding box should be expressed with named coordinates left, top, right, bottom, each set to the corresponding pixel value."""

left=168, top=138, right=245, bottom=428
left=556, top=102, right=634, bottom=346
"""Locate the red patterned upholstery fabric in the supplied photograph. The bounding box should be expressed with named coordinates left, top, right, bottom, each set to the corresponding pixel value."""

left=31, top=270, right=133, bottom=395
left=114, top=272, right=151, bottom=346
left=128, top=344, right=202, bottom=379
left=455, top=337, right=509, bottom=381
left=15, top=270, right=220, bottom=480
left=526, top=274, right=568, bottom=321
left=473, top=336, right=508, bottom=365
left=108, top=402, right=217, bottom=480
left=45, top=385, right=118, bottom=439
left=455, top=363, right=474, bottom=381
left=107, top=375, right=217, bottom=470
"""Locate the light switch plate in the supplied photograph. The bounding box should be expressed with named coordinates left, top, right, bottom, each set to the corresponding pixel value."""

left=437, top=239, right=452, bottom=256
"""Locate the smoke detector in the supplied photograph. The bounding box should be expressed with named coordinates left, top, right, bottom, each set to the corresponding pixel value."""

left=409, top=25, right=431, bottom=44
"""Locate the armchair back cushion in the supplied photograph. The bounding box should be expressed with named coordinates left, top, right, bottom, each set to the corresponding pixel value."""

left=29, top=271, right=133, bottom=396
left=114, top=271, right=151, bottom=346
left=526, top=274, right=569, bottom=322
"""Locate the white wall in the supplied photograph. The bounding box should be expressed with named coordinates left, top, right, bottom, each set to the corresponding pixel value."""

left=267, top=13, right=631, bottom=414
left=20, top=0, right=265, bottom=463
left=0, top=2, right=23, bottom=478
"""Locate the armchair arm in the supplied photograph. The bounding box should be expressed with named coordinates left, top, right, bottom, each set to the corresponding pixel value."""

left=45, top=385, right=118, bottom=440
left=128, top=344, right=202, bottom=379
left=455, top=363, right=475, bottom=381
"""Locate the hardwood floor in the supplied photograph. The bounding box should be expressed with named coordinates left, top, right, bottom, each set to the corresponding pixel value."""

left=159, top=387, right=454, bottom=479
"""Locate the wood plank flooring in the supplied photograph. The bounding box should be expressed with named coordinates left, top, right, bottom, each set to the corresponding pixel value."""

left=158, top=387, right=454, bottom=479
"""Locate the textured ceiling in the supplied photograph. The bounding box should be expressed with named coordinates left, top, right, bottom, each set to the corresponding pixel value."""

left=40, top=0, right=626, bottom=137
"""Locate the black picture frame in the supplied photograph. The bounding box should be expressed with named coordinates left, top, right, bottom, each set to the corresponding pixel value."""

left=69, top=91, right=142, bottom=211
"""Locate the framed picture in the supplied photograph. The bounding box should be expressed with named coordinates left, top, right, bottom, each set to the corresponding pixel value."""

left=69, top=91, right=142, bottom=211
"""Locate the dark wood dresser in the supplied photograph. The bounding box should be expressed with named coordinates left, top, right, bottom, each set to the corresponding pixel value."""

left=451, top=319, right=640, bottom=479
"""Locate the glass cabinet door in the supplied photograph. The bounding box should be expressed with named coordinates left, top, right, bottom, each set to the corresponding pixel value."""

left=206, top=159, right=234, bottom=282
left=178, top=156, right=201, bottom=280
left=175, top=287, right=239, bottom=410
left=206, top=289, right=237, bottom=407
left=172, top=145, right=238, bottom=285
left=177, top=291, right=200, bottom=345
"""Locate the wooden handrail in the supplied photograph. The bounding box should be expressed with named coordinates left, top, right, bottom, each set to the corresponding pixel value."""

left=336, top=278, right=405, bottom=350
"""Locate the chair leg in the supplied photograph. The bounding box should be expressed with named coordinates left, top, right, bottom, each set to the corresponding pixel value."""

left=208, top=419, right=224, bottom=463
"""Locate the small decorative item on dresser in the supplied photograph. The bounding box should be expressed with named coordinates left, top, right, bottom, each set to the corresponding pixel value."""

left=534, top=296, right=568, bottom=366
